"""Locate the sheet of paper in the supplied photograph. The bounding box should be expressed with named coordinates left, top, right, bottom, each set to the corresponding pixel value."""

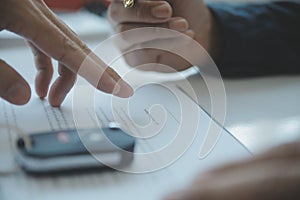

left=0, top=79, right=251, bottom=200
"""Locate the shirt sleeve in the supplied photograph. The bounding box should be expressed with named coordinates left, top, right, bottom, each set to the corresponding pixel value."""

left=207, top=1, right=300, bottom=77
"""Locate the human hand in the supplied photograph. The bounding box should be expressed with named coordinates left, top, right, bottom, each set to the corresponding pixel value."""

left=108, top=0, right=220, bottom=72
left=0, top=0, right=133, bottom=107
left=165, top=140, right=300, bottom=200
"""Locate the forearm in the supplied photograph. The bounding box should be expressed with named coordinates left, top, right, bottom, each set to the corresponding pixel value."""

left=207, top=1, right=300, bottom=77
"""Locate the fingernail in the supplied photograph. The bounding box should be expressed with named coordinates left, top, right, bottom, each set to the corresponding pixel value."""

left=113, top=83, right=121, bottom=95
left=151, top=4, right=171, bottom=19
left=113, top=79, right=134, bottom=98
left=169, top=19, right=188, bottom=32
left=4, top=83, right=30, bottom=105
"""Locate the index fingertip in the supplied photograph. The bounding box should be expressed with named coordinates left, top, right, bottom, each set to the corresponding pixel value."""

left=113, top=79, right=134, bottom=98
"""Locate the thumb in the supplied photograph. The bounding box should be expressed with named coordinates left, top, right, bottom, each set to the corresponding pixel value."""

left=0, top=59, right=31, bottom=105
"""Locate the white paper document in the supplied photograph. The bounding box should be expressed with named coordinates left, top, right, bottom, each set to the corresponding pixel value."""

left=0, top=80, right=251, bottom=200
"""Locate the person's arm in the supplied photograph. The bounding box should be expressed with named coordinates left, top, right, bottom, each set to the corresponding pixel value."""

left=208, top=1, right=300, bottom=77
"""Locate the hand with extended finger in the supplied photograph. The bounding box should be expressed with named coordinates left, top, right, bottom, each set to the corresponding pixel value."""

left=0, top=0, right=133, bottom=106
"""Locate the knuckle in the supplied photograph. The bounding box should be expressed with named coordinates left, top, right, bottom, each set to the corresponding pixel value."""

left=56, top=37, right=77, bottom=62
left=136, top=6, right=147, bottom=21
left=136, top=2, right=155, bottom=21
left=31, top=47, right=44, bottom=58
left=78, top=41, right=90, bottom=54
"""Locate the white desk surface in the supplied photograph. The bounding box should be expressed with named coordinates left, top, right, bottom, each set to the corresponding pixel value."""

left=183, top=74, right=300, bottom=154
left=1, top=11, right=300, bottom=156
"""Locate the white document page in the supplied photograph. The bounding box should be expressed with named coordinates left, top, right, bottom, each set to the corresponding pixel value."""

left=0, top=80, right=251, bottom=200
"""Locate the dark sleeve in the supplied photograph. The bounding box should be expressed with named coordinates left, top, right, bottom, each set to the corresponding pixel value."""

left=207, top=1, right=300, bottom=77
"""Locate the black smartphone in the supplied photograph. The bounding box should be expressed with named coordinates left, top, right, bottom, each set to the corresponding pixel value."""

left=15, top=125, right=135, bottom=175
